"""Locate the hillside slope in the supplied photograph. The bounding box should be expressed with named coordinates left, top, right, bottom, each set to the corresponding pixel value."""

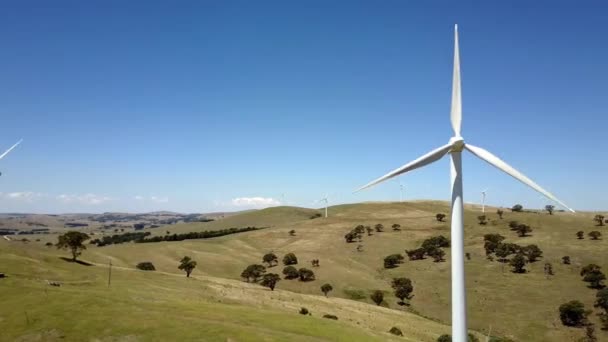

left=76, top=201, right=607, bottom=341
left=0, top=239, right=452, bottom=341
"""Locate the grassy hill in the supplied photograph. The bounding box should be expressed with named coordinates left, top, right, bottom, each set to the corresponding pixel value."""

left=2, top=201, right=606, bottom=341
left=0, top=237, right=451, bottom=342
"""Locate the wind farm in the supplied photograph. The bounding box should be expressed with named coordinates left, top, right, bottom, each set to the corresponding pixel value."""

left=0, top=3, right=606, bottom=342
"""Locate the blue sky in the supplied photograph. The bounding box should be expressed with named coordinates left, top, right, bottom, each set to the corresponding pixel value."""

left=0, top=1, right=606, bottom=213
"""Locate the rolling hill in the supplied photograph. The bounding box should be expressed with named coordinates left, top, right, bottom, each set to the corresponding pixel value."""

left=2, top=201, right=606, bottom=341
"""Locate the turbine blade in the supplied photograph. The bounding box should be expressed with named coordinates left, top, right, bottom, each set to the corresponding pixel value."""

left=0, top=139, right=23, bottom=160
left=355, top=143, right=453, bottom=192
left=465, top=144, right=574, bottom=212
left=451, top=24, right=462, bottom=137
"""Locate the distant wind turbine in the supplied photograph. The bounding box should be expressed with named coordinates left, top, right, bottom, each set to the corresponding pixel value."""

left=0, top=139, right=23, bottom=176
left=355, top=25, right=573, bottom=342
left=316, top=194, right=329, bottom=218
left=481, top=189, right=488, bottom=213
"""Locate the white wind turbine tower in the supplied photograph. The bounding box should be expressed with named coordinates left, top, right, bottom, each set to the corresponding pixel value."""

left=481, top=189, right=488, bottom=213
left=317, top=194, right=329, bottom=218
left=355, top=25, right=574, bottom=342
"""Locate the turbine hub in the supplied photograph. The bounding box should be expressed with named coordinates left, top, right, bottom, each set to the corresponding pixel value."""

left=449, top=137, right=465, bottom=152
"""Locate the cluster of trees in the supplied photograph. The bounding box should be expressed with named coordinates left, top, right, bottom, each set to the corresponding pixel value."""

left=344, top=223, right=403, bottom=244
left=90, top=232, right=151, bottom=246
left=405, top=235, right=450, bottom=262
left=507, top=221, right=533, bottom=237
left=137, top=227, right=262, bottom=243
left=580, top=264, right=606, bottom=289
left=242, top=252, right=318, bottom=291
left=483, top=233, right=543, bottom=273
left=576, top=230, right=602, bottom=240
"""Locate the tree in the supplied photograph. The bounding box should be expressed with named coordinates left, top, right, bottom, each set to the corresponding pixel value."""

left=594, top=288, right=608, bottom=313
left=484, top=233, right=505, bottom=255
left=581, top=264, right=602, bottom=276
left=241, top=264, right=266, bottom=282
left=298, top=268, right=315, bottom=282
left=594, top=215, right=605, bottom=226
left=559, top=300, right=589, bottom=327
left=391, top=277, right=413, bottom=305
left=511, top=204, right=523, bottom=212
left=495, top=243, right=514, bottom=262
left=509, top=253, right=527, bottom=273
left=508, top=220, right=520, bottom=230
left=515, top=224, right=532, bottom=237
left=321, top=283, right=333, bottom=297
left=477, top=215, right=487, bottom=225
left=344, top=231, right=358, bottom=243
left=370, top=290, right=384, bottom=305
left=136, top=262, right=156, bottom=271
left=389, top=327, right=403, bottom=336
left=178, top=256, right=197, bottom=277
left=436, top=213, right=446, bottom=222
left=354, top=225, right=366, bottom=234
left=428, top=247, right=446, bottom=262
left=282, top=253, right=298, bottom=265
left=289, top=229, right=296, bottom=236
left=392, top=224, right=401, bottom=231
left=260, top=273, right=280, bottom=290
left=562, top=256, right=571, bottom=265
left=545, top=205, right=555, bottom=215
left=577, top=231, right=585, bottom=239
left=465, top=252, right=471, bottom=260
left=384, top=254, right=404, bottom=268
left=589, top=231, right=602, bottom=240
left=405, top=248, right=426, bottom=260
left=522, top=244, right=543, bottom=262
left=262, top=253, right=278, bottom=267
left=496, top=209, right=504, bottom=219
left=365, top=226, right=373, bottom=236
left=583, top=270, right=606, bottom=289
left=56, top=231, right=90, bottom=261
left=374, top=224, right=384, bottom=232
left=421, top=235, right=450, bottom=251
left=282, top=266, right=299, bottom=279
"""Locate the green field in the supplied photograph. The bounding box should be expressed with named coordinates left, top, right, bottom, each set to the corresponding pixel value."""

left=2, top=201, right=606, bottom=341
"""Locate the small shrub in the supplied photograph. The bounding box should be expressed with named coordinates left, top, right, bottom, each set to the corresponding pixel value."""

left=374, top=224, right=384, bottom=232
left=562, top=256, right=571, bottom=265
left=477, top=215, right=487, bottom=225
left=289, top=229, right=296, bottom=236
left=436, top=213, right=446, bottom=222
left=496, top=209, right=504, bottom=219
left=309, top=213, right=322, bottom=219
left=384, top=254, right=404, bottom=268
left=321, top=283, right=333, bottom=297
left=299, top=307, right=309, bottom=315
left=283, top=253, right=298, bottom=265
left=559, top=300, right=589, bottom=327
left=589, top=231, right=602, bottom=240
left=405, top=248, right=426, bottom=260
left=509, top=253, right=527, bottom=273
left=392, top=224, right=401, bottom=231
left=322, top=314, right=338, bottom=320
left=576, top=231, right=584, bottom=239
left=370, top=290, right=384, bottom=305
left=465, top=252, right=471, bottom=260
left=298, top=268, right=315, bottom=282
left=45, top=242, right=53, bottom=247
left=282, top=266, right=299, bottom=279
left=136, top=262, right=156, bottom=271
left=389, top=327, right=403, bottom=336
left=511, top=204, right=523, bottom=212
left=514, top=224, right=532, bottom=237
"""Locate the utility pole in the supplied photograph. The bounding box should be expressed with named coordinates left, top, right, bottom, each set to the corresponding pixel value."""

left=108, top=259, right=112, bottom=287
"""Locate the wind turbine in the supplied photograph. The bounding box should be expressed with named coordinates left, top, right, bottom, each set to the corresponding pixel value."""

left=481, top=189, right=488, bottom=213
left=0, top=139, right=23, bottom=176
left=355, top=25, right=573, bottom=342
left=316, top=194, right=330, bottom=218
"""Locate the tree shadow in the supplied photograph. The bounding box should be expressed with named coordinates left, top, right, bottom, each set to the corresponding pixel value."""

left=59, top=257, right=94, bottom=266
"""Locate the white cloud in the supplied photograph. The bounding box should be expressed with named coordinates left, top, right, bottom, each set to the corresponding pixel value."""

left=151, top=196, right=169, bottom=203
left=231, top=197, right=281, bottom=208
left=134, top=195, right=144, bottom=200
left=57, top=193, right=112, bottom=205
left=3, top=192, right=47, bottom=202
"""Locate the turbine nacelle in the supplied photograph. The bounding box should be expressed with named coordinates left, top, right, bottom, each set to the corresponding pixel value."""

left=449, top=137, right=465, bottom=152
